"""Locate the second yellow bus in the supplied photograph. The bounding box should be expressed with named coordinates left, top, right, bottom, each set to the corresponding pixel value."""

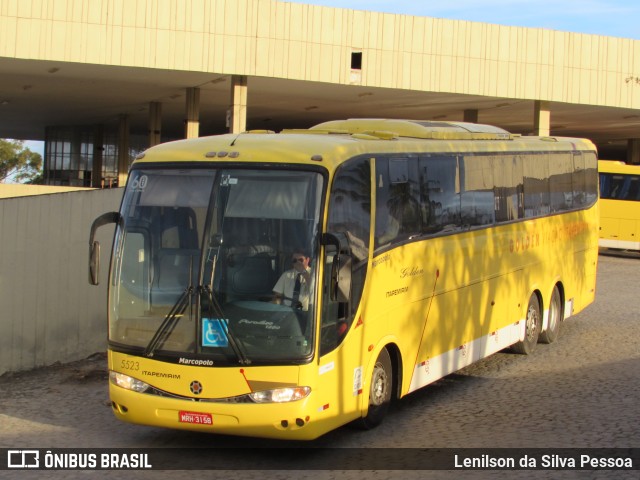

left=598, top=159, right=640, bottom=251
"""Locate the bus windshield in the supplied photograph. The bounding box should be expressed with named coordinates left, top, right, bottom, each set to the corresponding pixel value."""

left=109, top=167, right=324, bottom=365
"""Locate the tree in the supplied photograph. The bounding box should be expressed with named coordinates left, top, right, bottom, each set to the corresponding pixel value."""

left=0, top=139, right=43, bottom=184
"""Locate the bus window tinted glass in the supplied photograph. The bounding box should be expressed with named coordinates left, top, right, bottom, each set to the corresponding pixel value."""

left=418, top=155, right=461, bottom=234
left=600, top=173, right=640, bottom=200
left=523, top=153, right=551, bottom=217
left=584, top=152, right=598, bottom=205
left=549, top=154, right=574, bottom=212
left=494, top=155, right=523, bottom=222
left=461, top=155, right=495, bottom=226
left=375, top=157, right=421, bottom=248
left=572, top=153, right=588, bottom=207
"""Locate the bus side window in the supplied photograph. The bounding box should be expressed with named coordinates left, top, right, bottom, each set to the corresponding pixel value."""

left=572, top=153, right=587, bottom=207
left=460, top=155, right=495, bottom=226
left=320, top=244, right=341, bottom=355
left=523, top=153, right=551, bottom=217
left=610, top=176, right=624, bottom=198
left=494, top=155, right=524, bottom=222
left=375, top=157, right=421, bottom=248
left=321, top=157, right=371, bottom=356
left=419, top=155, right=461, bottom=234
left=549, top=153, right=574, bottom=212
left=583, top=152, right=598, bottom=205
left=627, top=177, right=640, bottom=200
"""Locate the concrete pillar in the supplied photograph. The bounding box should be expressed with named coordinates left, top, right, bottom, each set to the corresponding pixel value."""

left=228, top=75, right=248, bottom=134
left=185, top=88, right=200, bottom=139
left=463, top=109, right=478, bottom=123
left=117, top=114, right=130, bottom=187
left=70, top=129, right=82, bottom=185
left=628, top=139, right=640, bottom=165
left=44, top=126, right=53, bottom=184
left=533, top=100, right=550, bottom=136
left=91, top=125, right=103, bottom=188
left=149, top=101, right=162, bottom=147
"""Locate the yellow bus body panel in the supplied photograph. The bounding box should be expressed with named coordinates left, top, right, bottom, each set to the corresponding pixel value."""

left=363, top=207, right=598, bottom=397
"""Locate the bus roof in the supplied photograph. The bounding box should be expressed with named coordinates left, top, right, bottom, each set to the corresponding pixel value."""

left=307, top=118, right=514, bottom=140
left=134, top=119, right=597, bottom=171
left=598, top=159, right=640, bottom=174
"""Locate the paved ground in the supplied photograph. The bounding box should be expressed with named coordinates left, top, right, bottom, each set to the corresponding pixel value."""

left=0, top=252, right=638, bottom=479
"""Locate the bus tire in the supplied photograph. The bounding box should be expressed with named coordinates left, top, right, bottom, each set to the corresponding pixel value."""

left=512, top=294, right=541, bottom=355
left=540, top=286, right=562, bottom=344
left=358, top=348, right=393, bottom=430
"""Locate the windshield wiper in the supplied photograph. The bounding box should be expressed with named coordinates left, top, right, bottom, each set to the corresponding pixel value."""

left=144, top=285, right=193, bottom=358
left=201, top=285, right=251, bottom=365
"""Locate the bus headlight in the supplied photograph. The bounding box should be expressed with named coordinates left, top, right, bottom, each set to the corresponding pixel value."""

left=249, top=386, right=311, bottom=403
left=109, top=371, right=150, bottom=393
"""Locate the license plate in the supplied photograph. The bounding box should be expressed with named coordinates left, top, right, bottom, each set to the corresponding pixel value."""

left=178, top=411, right=213, bottom=425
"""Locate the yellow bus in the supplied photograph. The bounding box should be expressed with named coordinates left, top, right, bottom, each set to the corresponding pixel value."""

left=89, top=119, right=599, bottom=440
left=598, top=160, right=640, bottom=251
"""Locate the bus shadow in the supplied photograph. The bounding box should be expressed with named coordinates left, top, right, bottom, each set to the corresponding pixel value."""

left=598, top=248, right=640, bottom=259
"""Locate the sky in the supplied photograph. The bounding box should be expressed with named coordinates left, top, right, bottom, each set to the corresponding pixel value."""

left=284, top=0, right=640, bottom=40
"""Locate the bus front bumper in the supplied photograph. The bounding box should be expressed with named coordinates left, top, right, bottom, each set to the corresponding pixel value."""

left=109, top=383, right=338, bottom=440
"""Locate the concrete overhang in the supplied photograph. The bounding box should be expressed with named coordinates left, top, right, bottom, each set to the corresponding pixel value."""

left=2, top=56, right=639, bottom=159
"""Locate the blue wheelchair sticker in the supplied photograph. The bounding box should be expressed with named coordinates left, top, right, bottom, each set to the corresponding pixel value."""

left=202, top=318, right=229, bottom=347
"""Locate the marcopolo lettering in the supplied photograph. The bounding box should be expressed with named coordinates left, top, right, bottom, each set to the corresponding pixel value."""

left=178, top=358, right=214, bottom=366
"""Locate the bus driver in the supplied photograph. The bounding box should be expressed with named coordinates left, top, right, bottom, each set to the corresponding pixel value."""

left=272, top=249, right=312, bottom=310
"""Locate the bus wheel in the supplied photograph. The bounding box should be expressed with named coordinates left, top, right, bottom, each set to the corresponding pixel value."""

left=512, top=294, right=540, bottom=355
left=359, top=348, right=393, bottom=429
left=540, top=286, right=562, bottom=344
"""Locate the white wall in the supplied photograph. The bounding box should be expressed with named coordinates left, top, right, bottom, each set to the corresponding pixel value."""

left=0, top=188, right=123, bottom=374
left=0, top=184, right=92, bottom=199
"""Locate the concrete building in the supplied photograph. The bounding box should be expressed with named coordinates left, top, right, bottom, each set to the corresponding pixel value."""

left=1, top=0, right=640, bottom=188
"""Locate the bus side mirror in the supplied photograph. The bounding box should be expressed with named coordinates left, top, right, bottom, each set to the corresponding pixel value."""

left=322, top=232, right=352, bottom=302
left=331, top=253, right=352, bottom=302
left=89, top=212, right=120, bottom=285
left=89, top=241, right=101, bottom=286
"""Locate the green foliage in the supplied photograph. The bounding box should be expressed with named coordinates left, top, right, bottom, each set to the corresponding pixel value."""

left=0, top=139, right=43, bottom=184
